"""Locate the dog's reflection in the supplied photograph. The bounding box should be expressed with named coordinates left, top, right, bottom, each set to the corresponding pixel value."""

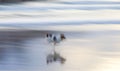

left=46, top=51, right=66, bottom=64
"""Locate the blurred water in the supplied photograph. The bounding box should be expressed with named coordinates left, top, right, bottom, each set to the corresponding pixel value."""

left=0, top=0, right=120, bottom=27
left=0, top=0, right=120, bottom=71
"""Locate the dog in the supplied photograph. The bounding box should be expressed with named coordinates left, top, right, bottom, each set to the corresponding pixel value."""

left=46, top=33, right=66, bottom=45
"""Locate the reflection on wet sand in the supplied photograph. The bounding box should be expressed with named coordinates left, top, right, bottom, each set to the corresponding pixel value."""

left=46, top=51, right=66, bottom=64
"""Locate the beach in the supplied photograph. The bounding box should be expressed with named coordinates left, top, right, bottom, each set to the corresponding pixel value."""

left=0, top=0, right=120, bottom=71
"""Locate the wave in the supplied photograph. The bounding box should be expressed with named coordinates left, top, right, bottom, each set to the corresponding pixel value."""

left=58, top=1, right=120, bottom=5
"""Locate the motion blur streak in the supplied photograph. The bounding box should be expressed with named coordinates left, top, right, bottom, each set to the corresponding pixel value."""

left=0, top=0, right=120, bottom=71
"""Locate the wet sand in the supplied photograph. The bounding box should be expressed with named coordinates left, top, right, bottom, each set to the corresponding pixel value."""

left=0, top=27, right=120, bottom=71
